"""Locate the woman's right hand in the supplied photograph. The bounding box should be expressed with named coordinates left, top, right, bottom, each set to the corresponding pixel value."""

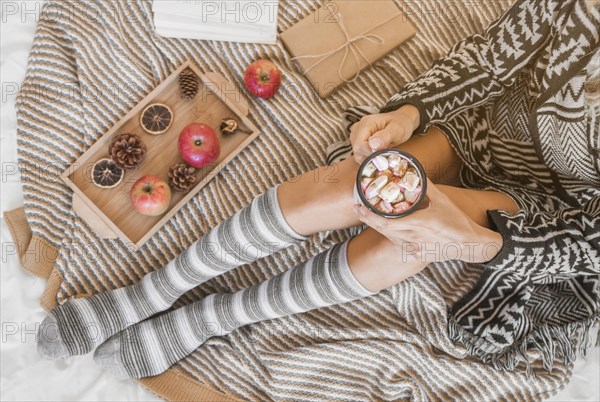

left=350, top=104, right=421, bottom=163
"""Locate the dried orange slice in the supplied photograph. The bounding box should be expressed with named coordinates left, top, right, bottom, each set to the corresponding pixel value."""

left=91, top=158, right=124, bottom=189
left=140, top=103, right=173, bottom=135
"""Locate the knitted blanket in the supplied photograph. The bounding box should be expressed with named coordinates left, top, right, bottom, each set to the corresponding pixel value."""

left=10, top=0, right=575, bottom=400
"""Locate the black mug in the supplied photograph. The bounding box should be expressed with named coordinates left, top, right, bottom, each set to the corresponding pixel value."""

left=354, top=149, right=428, bottom=218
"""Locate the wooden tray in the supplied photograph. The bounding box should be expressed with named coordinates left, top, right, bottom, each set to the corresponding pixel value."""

left=61, top=60, right=260, bottom=248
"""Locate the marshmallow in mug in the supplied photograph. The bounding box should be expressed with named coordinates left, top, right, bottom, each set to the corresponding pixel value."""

left=355, top=150, right=427, bottom=217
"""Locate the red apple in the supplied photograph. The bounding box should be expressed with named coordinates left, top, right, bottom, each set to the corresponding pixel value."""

left=178, top=123, right=220, bottom=168
left=244, top=59, right=281, bottom=99
left=130, top=175, right=171, bottom=216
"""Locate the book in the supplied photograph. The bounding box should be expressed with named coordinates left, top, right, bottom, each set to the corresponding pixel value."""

left=153, top=0, right=279, bottom=44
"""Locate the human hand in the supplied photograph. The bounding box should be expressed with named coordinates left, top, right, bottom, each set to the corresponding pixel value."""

left=353, top=179, right=503, bottom=264
left=350, top=104, right=421, bottom=164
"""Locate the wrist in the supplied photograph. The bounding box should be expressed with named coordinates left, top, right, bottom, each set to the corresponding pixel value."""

left=473, top=225, right=503, bottom=263
left=459, top=223, right=503, bottom=263
left=391, top=104, right=421, bottom=133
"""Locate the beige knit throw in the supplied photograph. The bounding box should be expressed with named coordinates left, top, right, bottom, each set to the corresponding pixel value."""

left=14, top=0, right=573, bottom=400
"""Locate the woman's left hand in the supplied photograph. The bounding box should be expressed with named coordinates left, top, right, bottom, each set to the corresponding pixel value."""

left=353, top=179, right=503, bottom=264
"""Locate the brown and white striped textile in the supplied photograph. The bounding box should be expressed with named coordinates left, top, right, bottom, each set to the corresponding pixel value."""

left=11, top=0, right=575, bottom=400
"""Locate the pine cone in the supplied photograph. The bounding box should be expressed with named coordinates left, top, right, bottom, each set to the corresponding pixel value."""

left=178, top=69, right=199, bottom=100
left=109, top=133, right=147, bottom=169
left=168, top=163, right=196, bottom=192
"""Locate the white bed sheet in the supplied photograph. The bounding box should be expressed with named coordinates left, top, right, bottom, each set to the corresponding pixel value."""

left=0, top=2, right=597, bottom=401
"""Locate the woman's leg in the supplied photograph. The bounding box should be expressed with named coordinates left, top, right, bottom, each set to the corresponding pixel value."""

left=94, top=228, right=424, bottom=379
left=347, top=228, right=428, bottom=292
left=91, top=129, right=520, bottom=379
left=38, top=186, right=308, bottom=359
left=433, top=184, right=518, bottom=228
left=39, top=126, right=517, bottom=360
left=279, top=127, right=463, bottom=236
left=279, top=126, right=516, bottom=235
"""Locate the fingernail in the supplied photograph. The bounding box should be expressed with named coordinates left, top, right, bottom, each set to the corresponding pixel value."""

left=369, top=138, right=382, bottom=148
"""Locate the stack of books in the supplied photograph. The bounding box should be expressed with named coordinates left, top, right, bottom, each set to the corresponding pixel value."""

left=152, top=0, right=279, bottom=44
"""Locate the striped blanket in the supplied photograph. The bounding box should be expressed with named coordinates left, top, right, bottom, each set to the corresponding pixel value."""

left=11, top=0, right=575, bottom=400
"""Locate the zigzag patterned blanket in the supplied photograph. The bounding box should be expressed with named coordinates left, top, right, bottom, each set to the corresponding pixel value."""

left=12, top=0, right=595, bottom=400
left=328, top=0, right=600, bottom=376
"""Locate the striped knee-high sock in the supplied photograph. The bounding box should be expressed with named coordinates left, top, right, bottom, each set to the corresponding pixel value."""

left=37, top=187, right=307, bottom=359
left=93, top=240, right=374, bottom=379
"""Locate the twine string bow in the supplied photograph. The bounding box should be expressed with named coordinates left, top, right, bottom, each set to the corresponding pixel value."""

left=292, top=11, right=402, bottom=83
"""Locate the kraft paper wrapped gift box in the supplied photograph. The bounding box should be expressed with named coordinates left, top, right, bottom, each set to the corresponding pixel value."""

left=280, top=1, right=416, bottom=98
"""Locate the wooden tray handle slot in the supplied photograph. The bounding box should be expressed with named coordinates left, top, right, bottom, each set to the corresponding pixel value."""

left=72, top=193, right=119, bottom=239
